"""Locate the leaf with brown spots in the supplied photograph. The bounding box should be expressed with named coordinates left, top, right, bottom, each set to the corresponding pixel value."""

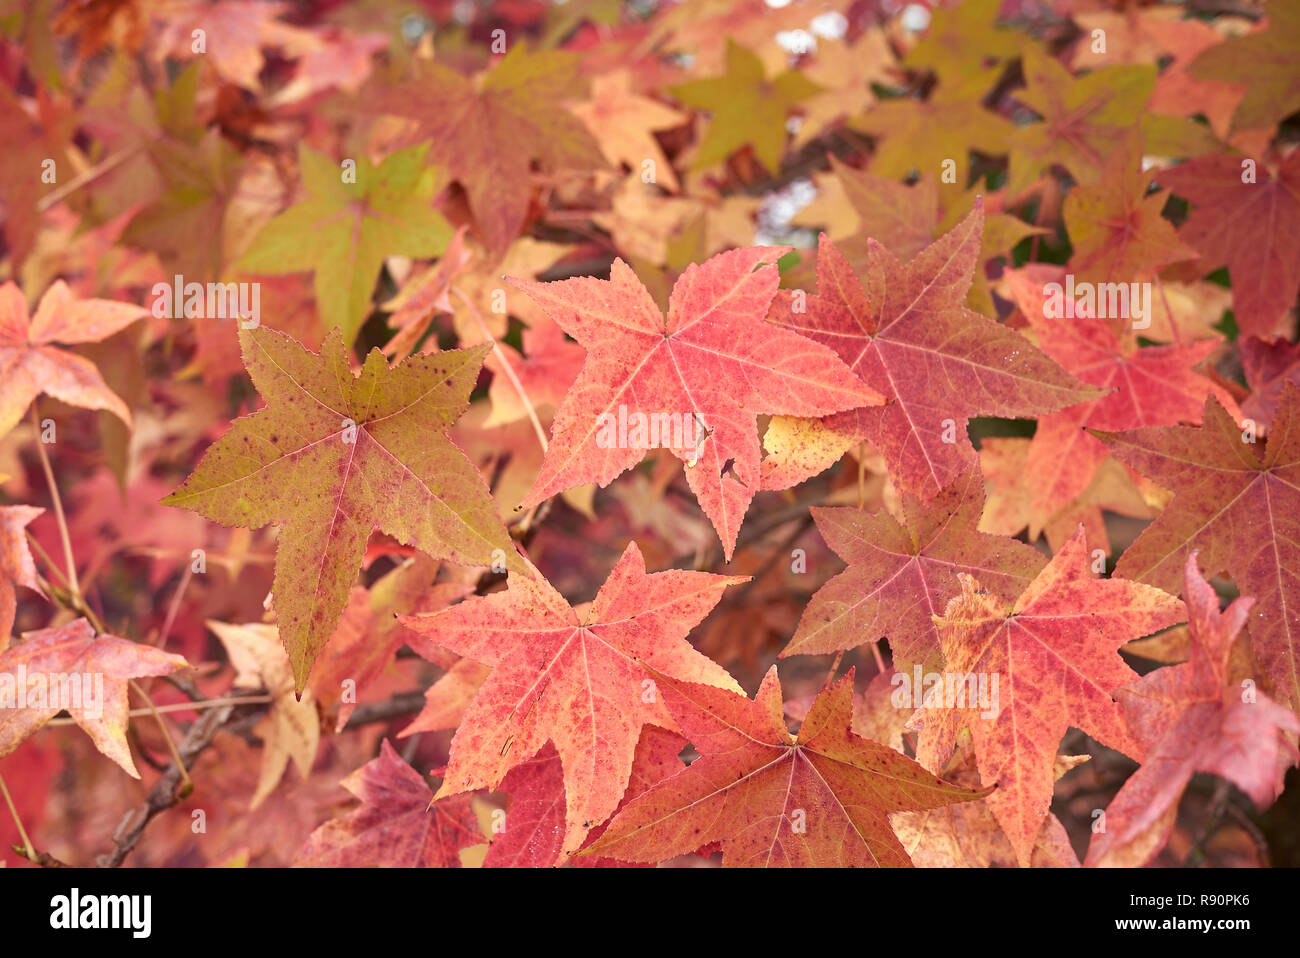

left=161, top=325, right=522, bottom=691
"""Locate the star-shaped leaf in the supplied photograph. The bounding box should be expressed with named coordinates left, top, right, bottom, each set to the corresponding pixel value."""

left=767, top=207, right=1102, bottom=500
left=1094, top=384, right=1300, bottom=711
left=915, top=527, right=1185, bottom=866
left=511, top=245, right=877, bottom=558
left=669, top=39, right=819, bottom=174
left=1157, top=150, right=1300, bottom=339
left=1086, top=554, right=1300, bottom=867
left=161, top=325, right=521, bottom=691
left=0, top=281, right=146, bottom=438
left=1187, top=0, right=1300, bottom=134
left=400, top=541, right=746, bottom=857
left=0, top=618, right=190, bottom=778
left=375, top=44, right=603, bottom=254
left=296, top=739, right=481, bottom=868
left=585, top=667, right=990, bottom=867
left=235, top=143, right=451, bottom=347
left=781, top=466, right=1046, bottom=673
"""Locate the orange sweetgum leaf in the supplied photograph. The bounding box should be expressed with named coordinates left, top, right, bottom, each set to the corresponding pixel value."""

left=0, top=280, right=146, bottom=438
left=781, top=465, right=1046, bottom=673
left=915, top=527, right=1186, bottom=867
left=1094, top=384, right=1300, bottom=711
left=161, top=325, right=521, bottom=691
left=511, top=245, right=875, bottom=558
left=767, top=206, right=1101, bottom=500
left=585, top=667, right=989, bottom=867
left=0, top=618, right=190, bottom=778
left=296, top=739, right=480, bottom=868
left=1087, top=555, right=1300, bottom=867
left=401, top=541, right=746, bottom=857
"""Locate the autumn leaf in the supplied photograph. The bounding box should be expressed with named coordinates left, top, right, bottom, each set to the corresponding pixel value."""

left=0, top=280, right=146, bottom=438
left=235, top=143, right=451, bottom=347
left=585, top=667, right=989, bottom=867
left=483, top=727, right=687, bottom=868
left=766, top=207, right=1102, bottom=500
left=510, top=245, right=876, bottom=558
left=1062, top=132, right=1198, bottom=284
left=296, top=739, right=480, bottom=868
left=375, top=44, right=603, bottom=254
left=161, top=325, right=521, bottom=691
left=208, top=620, right=319, bottom=809
left=668, top=39, right=819, bottom=174
left=1186, top=0, right=1300, bottom=134
left=399, top=541, right=746, bottom=857
left=0, top=505, right=44, bottom=643
left=1157, top=150, right=1300, bottom=339
left=573, top=70, right=687, bottom=192
left=1086, top=555, right=1300, bottom=867
left=781, top=465, right=1046, bottom=674
left=1007, top=44, right=1155, bottom=198
left=914, top=527, right=1186, bottom=867
left=1093, top=384, right=1300, bottom=712
left=0, top=618, right=190, bottom=778
left=1004, top=263, right=1238, bottom=538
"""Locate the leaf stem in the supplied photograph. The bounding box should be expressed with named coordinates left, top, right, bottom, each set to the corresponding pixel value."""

left=0, top=771, right=36, bottom=862
left=30, top=404, right=80, bottom=598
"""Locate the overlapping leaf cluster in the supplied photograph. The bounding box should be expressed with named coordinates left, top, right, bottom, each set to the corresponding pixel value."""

left=0, top=0, right=1298, bottom=869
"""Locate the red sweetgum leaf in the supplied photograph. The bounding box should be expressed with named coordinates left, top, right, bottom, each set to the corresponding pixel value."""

left=296, top=739, right=480, bottom=868
left=1094, top=384, right=1300, bottom=711
left=767, top=206, right=1102, bottom=501
left=585, top=667, right=990, bottom=867
left=0, top=280, right=146, bottom=438
left=1086, top=554, right=1300, bottom=867
left=400, top=541, right=746, bottom=856
left=915, top=527, right=1186, bottom=867
left=0, top=505, right=44, bottom=644
left=781, top=465, right=1046, bottom=673
left=511, top=245, right=876, bottom=558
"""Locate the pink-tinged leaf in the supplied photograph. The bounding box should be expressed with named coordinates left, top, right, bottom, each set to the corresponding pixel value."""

left=1087, top=555, right=1300, bottom=867
left=296, top=739, right=481, bottom=868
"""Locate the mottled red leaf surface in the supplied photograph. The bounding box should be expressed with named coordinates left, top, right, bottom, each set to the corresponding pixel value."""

left=376, top=44, right=603, bottom=253
left=162, top=326, right=522, bottom=689
left=0, top=280, right=146, bottom=438
left=1158, top=150, right=1300, bottom=339
left=1005, top=264, right=1238, bottom=536
left=767, top=208, right=1100, bottom=500
left=1095, top=384, right=1300, bottom=711
left=483, top=727, right=686, bottom=868
left=915, top=528, right=1185, bottom=866
left=1087, top=555, right=1300, bottom=867
left=512, top=246, right=876, bottom=557
left=401, top=542, right=745, bottom=856
left=781, top=466, right=1046, bottom=672
left=585, top=667, right=988, bottom=867
left=296, top=739, right=480, bottom=868
left=0, top=618, right=189, bottom=778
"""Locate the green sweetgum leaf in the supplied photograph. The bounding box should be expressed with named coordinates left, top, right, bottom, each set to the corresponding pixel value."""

left=235, top=143, right=451, bottom=347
